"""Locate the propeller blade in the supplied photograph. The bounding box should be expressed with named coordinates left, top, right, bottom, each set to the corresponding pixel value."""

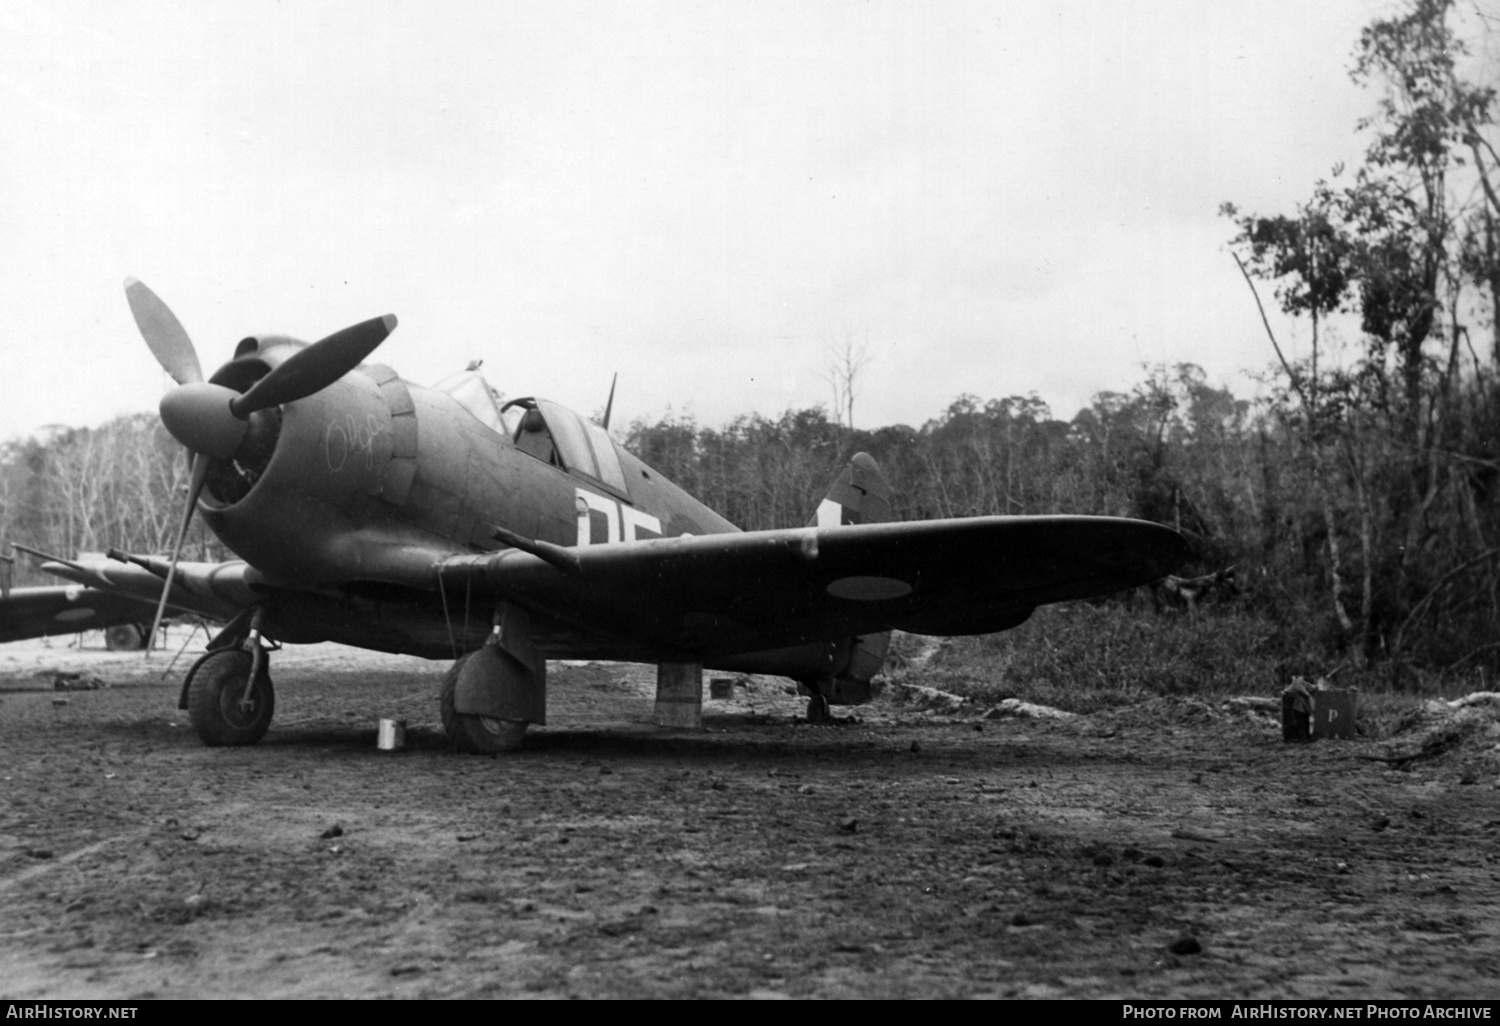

left=125, top=278, right=203, bottom=386
left=229, top=314, right=396, bottom=418
left=145, top=454, right=209, bottom=657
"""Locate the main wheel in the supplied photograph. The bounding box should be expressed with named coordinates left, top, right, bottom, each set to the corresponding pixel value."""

left=105, top=623, right=147, bottom=651
left=440, top=655, right=528, bottom=754
left=186, top=648, right=274, bottom=747
left=806, top=693, right=831, bottom=723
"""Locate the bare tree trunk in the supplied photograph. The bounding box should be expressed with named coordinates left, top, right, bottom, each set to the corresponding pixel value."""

left=1314, top=444, right=1355, bottom=634
left=1341, top=429, right=1374, bottom=663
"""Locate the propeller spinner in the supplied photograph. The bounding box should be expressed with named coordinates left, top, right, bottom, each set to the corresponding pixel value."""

left=123, top=279, right=397, bottom=652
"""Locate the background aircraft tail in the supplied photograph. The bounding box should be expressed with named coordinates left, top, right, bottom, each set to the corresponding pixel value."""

left=810, top=451, right=893, bottom=530
left=810, top=452, right=893, bottom=703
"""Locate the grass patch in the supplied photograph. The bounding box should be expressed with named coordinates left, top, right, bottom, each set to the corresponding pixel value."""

left=885, top=603, right=1494, bottom=735
left=894, top=604, right=1280, bottom=714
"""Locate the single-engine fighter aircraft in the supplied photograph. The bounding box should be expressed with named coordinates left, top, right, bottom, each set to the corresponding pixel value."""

left=0, top=280, right=1187, bottom=753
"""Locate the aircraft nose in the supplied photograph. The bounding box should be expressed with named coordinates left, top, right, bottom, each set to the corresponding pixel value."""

left=159, top=381, right=250, bottom=460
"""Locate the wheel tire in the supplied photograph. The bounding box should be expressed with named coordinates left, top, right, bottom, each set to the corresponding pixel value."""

left=105, top=623, right=146, bottom=652
left=186, top=648, right=274, bottom=747
left=440, top=655, right=528, bottom=754
left=807, top=693, right=831, bottom=723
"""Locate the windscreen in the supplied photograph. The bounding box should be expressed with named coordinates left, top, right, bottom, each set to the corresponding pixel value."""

left=433, top=370, right=506, bottom=435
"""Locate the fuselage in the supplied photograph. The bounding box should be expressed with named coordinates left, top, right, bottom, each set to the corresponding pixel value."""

left=196, top=342, right=788, bottom=664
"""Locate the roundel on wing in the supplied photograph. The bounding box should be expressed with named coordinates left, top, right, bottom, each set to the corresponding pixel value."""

left=825, top=575, right=912, bottom=601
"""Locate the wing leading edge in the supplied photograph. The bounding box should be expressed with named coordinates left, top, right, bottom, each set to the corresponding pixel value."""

left=440, top=514, right=1187, bottom=657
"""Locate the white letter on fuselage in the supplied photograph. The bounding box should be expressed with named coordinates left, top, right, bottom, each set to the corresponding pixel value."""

left=576, top=488, right=620, bottom=545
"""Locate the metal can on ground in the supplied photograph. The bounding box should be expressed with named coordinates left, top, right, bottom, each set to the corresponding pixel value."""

left=377, top=718, right=406, bottom=751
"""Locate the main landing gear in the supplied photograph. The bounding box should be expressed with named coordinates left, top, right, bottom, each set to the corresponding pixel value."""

left=105, top=622, right=150, bottom=651
left=439, top=653, right=529, bottom=755
left=182, top=647, right=275, bottom=746
left=179, top=607, right=275, bottom=747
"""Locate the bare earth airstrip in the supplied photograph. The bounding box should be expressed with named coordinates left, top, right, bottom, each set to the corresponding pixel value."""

left=2, top=629, right=1498, bottom=999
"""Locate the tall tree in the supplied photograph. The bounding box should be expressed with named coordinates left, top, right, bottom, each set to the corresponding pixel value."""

left=1225, top=0, right=1500, bottom=665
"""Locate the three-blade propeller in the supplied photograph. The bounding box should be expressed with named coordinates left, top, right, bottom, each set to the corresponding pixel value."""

left=123, top=279, right=397, bottom=653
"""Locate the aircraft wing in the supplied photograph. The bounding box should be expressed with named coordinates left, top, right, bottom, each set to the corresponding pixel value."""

left=445, top=515, right=1187, bottom=656
left=0, top=558, right=259, bottom=646
left=0, top=586, right=167, bottom=644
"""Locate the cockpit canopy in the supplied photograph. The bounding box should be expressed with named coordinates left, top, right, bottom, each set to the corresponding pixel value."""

left=434, top=368, right=628, bottom=494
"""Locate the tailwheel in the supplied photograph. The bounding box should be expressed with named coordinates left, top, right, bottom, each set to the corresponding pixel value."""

left=440, top=654, right=528, bottom=754
left=185, top=648, right=274, bottom=746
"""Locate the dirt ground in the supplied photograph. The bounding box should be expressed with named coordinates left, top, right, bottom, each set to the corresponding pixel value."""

left=2, top=628, right=1498, bottom=1000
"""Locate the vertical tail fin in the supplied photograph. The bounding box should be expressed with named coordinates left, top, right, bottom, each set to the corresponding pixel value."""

left=811, top=451, right=893, bottom=528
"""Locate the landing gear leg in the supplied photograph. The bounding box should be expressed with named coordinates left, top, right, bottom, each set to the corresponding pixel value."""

left=241, top=609, right=269, bottom=712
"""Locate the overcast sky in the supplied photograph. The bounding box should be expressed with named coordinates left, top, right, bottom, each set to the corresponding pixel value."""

left=2, top=0, right=1404, bottom=441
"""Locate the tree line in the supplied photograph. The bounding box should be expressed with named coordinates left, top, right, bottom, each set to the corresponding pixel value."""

left=0, top=416, right=211, bottom=570
left=7, top=349, right=1490, bottom=675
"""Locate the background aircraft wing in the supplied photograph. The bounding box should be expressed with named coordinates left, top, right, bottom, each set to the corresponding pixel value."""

left=0, top=558, right=257, bottom=646
left=0, top=586, right=162, bottom=644
left=452, top=515, right=1187, bottom=656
